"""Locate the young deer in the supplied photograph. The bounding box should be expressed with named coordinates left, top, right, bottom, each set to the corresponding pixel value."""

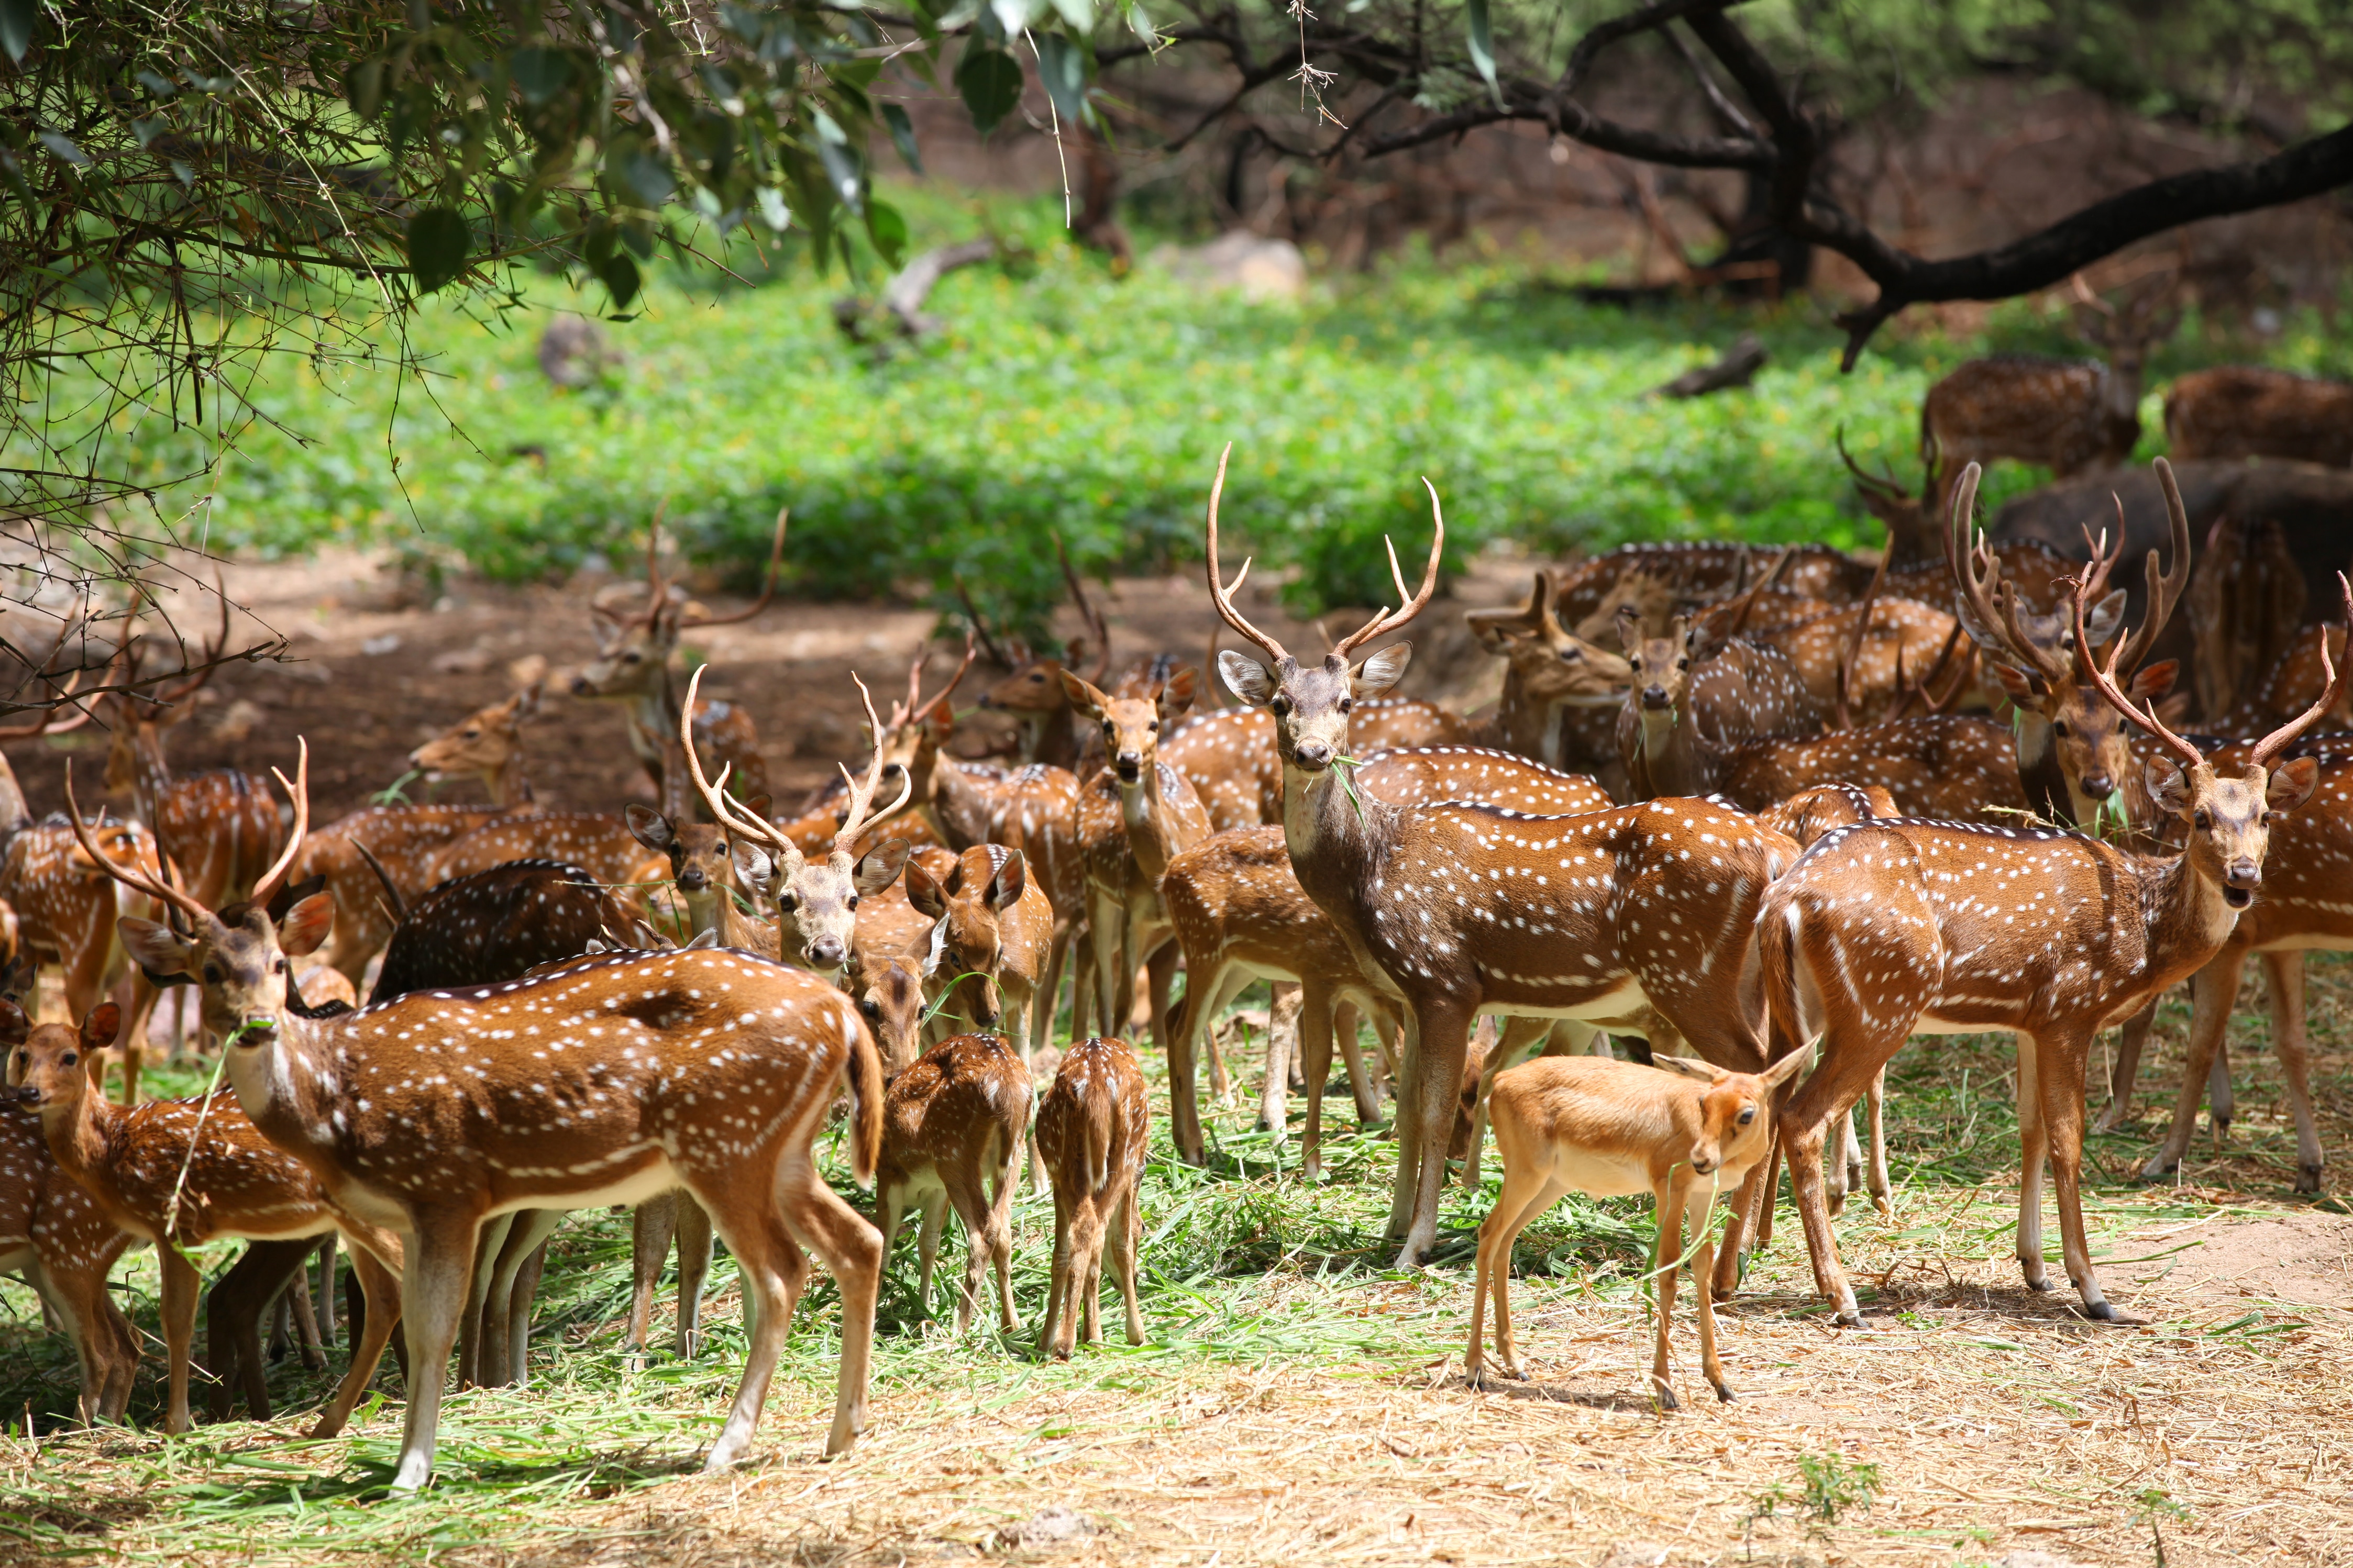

left=1206, top=451, right=1800, bottom=1269
left=1756, top=557, right=2344, bottom=1325
left=74, top=744, right=888, bottom=1491
left=1034, top=1035, right=1149, bottom=1359
left=1463, top=573, right=1633, bottom=773
left=2163, top=365, right=2353, bottom=468
left=1, top=1098, right=137, bottom=1424
left=5, top=998, right=407, bottom=1436
left=875, top=1031, right=1032, bottom=1335
left=906, top=845, right=1054, bottom=1062
left=625, top=799, right=776, bottom=953
left=1467, top=1050, right=1808, bottom=1406
left=569, top=508, right=787, bottom=803
left=1614, top=607, right=1822, bottom=798
left=1922, top=279, right=2181, bottom=514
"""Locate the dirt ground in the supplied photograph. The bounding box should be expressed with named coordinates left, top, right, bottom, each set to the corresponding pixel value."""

left=5, top=545, right=1532, bottom=824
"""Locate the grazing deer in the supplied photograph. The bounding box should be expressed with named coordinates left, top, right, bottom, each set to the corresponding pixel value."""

left=74, top=746, right=889, bottom=1491
left=1034, top=1035, right=1149, bottom=1358
left=905, top=846, right=1054, bottom=1063
left=1467, top=1050, right=1808, bottom=1406
left=406, top=681, right=545, bottom=807
left=1949, top=462, right=2190, bottom=828
left=2164, top=365, right=2353, bottom=468
left=0, top=1097, right=137, bottom=1424
left=1464, top=574, right=1634, bottom=774
left=1614, top=606, right=1822, bottom=798
left=1205, top=452, right=1799, bottom=1269
left=875, top=1031, right=1031, bottom=1335
left=1755, top=536, right=2343, bottom=1325
left=570, top=508, right=786, bottom=803
left=5, top=997, right=407, bottom=1436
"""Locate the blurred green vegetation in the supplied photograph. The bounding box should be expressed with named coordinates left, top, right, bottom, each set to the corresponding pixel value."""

left=71, top=187, right=2352, bottom=638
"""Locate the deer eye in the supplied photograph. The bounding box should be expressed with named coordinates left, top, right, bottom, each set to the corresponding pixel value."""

left=2051, top=720, right=2069, bottom=737
left=1337, top=697, right=1353, bottom=714
left=2193, top=809, right=2212, bottom=830
left=1148, top=719, right=1159, bottom=731
left=1738, top=1107, right=1755, bottom=1125
left=846, top=895, right=859, bottom=911
left=1103, top=722, right=1115, bottom=737
left=1269, top=694, right=1293, bottom=717
left=1676, top=658, right=1690, bottom=671
left=202, top=964, right=223, bottom=984
left=714, top=841, right=726, bottom=855
left=60, top=1051, right=76, bottom=1068
left=776, top=892, right=798, bottom=913
left=621, top=651, right=641, bottom=664
left=275, top=958, right=289, bottom=974
left=1627, top=657, right=1641, bottom=669
left=462, top=728, right=479, bottom=740
left=858, top=997, right=880, bottom=1020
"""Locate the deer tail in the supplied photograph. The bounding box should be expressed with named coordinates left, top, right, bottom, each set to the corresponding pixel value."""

left=1758, top=883, right=1809, bottom=1071
left=1085, top=1089, right=1113, bottom=1195
left=843, top=1008, right=885, bottom=1190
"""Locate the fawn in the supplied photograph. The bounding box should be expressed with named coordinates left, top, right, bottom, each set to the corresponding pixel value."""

left=1034, top=1036, right=1149, bottom=1359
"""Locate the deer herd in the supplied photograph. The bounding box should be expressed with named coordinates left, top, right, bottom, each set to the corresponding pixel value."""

left=3, top=319, right=2352, bottom=1487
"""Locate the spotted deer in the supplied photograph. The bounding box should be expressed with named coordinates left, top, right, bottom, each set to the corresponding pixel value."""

left=875, top=1030, right=1031, bottom=1335
left=2164, top=365, right=2353, bottom=468
left=5, top=996, right=407, bottom=1436
left=75, top=744, right=889, bottom=1491
left=1551, top=543, right=1879, bottom=637
left=905, top=845, right=1054, bottom=1062
left=1720, top=715, right=2027, bottom=822
left=407, top=681, right=545, bottom=807
left=1, top=1095, right=137, bottom=1424
left=2206, top=624, right=2350, bottom=738
left=1614, top=605, right=1823, bottom=799
left=570, top=508, right=786, bottom=804
left=1836, top=429, right=2078, bottom=612
left=1205, top=451, right=1801, bottom=1269
left=625, top=799, right=776, bottom=953
left=1468, top=1049, right=1809, bottom=1407
left=1922, top=278, right=2181, bottom=514
left=1034, top=1035, right=1149, bottom=1359
left=1463, top=573, right=1634, bottom=774
left=1755, top=564, right=2343, bottom=1325
left=969, top=541, right=1118, bottom=773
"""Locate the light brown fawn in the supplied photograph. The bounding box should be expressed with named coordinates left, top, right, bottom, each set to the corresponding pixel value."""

left=6, top=997, right=407, bottom=1436
left=1034, top=1035, right=1149, bottom=1359
left=1206, top=451, right=1802, bottom=1270
left=1468, top=1049, right=1808, bottom=1407
left=875, top=1030, right=1032, bottom=1335
left=1, top=1093, right=137, bottom=1424
left=1755, top=561, right=2343, bottom=1325
left=77, top=743, right=888, bottom=1491
left=2164, top=365, right=2353, bottom=468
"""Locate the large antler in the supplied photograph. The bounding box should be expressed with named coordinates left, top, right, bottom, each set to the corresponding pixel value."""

left=2248, top=573, right=2353, bottom=774
left=1055, top=537, right=1112, bottom=683
left=62, top=764, right=209, bottom=927
left=680, top=508, right=789, bottom=628
left=888, top=634, right=978, bottom=732
left=681, top=663, right=805, bottom=875
left=2075, top=569, right=2205, bottom=776
left=2104, top=458, right=2193, bottom=676
left=831, top=673, right=913, bottom=851
left=1203, top=444, right=1289, bottom=667
left=1332, top=479, right=1444, bottom=661
left=1945, top=461, right=2072, bottom=687
left=1834, top=425, right=1908, bottom=503
left=250, top=739, right=311, bottom=909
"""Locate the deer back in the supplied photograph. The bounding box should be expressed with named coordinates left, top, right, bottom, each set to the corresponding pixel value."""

left=1722, top=716, right=2025, bottom=822
left=1163, top=707, right=1281, bottom=832
left=1355, top=746, right=1613, bottom=816
left=371, top=860, right=642, bottom=1003
left=2165, top=366, right=2353, bottom=468
left=1035, top=1036, right=1148, bottom=1200
left=877, top=1031, right=1031, bottom=1196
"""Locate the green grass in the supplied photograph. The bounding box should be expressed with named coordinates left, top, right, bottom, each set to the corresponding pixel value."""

left=50, top=186, right=2353, bottom=632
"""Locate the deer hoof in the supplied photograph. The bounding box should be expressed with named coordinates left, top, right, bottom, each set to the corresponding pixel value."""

left=2296, top=1163, right=2324, bottom=1195
left=1713, top=1382, right=1736, bottom=1404
left=1650, top=1382, right=1680, bottom=1413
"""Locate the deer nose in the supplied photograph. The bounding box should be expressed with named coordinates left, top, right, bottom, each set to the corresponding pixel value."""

left=809, top=936, right=846, bottom=969
left=8, top=1085, right=37, bottom=1106
left=2226, top=858, right=2261, bottom=889
left=1641, top=684, right=1670, bottom=709
left=2080, top=771, right=2114, bottom=799
left=1294, top=741, right=1332, bottom=771
left=1690, top=1152, right=1718, bottom=1175
left=677, top=869, right=708, bottom=892
left=568, top=672, right=596, bottom=695
left=1115, top=751, right=1142, bottom=782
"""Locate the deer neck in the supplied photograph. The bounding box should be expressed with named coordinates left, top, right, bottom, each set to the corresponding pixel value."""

left=37, top=1086, right=122, bottom=1215
left=623, top=666, right=682, bottom=774
left=1118, top=762, right=1181, bottom=881
left=1628, top=699, right=1709, bottom=797
left=2135, top=847, right=2240, bottom=989
left=1280, top=754, right=1395, bottom=910
left=222, top=1016, right=347, bottom=1166
left=930, top=758, right=992, bottom=851
left=2010, top=711, right=2074, bottom=825
left=489, top=750, right=535, bottom=809
left=1492, top=669, right=1550, bottom=757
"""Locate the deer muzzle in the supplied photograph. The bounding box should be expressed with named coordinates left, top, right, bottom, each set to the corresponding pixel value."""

left=808, top=935, right=847, bottom=971
left=2224, top=858, right=2261, bottom=908
left=1641, top=684, right=1671, bottom=711
left=1114, top=751, right=1143, bottom=784
left=2078, top=771, right=2114, bottom=800
left=1292, top=741, right=1333, bottom=772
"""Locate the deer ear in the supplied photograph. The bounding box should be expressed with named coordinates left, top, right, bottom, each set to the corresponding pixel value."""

left=1614, top=604, right=1643, bottom=652
left=1352, top=642, right=1412, bottom=698
left=682, top=927, right=720, bottom=949
left=0, top=999, right=26, bottom=1047
left=2146, top=759, right=2194, bottom=816
left=279, top=893, right=336, bottom=958
left=1990, top=662, right=2040, bottom=703
left=856, top=837, right=911, bottom=897
left=1160, top=666, right=1198, bottom=718
left=1648, top=1053, right=1727, bottom=1084
left=904, top=856, right=945, bottom=920
left=731, top=839, right=777, bottom=896
left=2083, top=590, right=2128, bottom=649
left=990, top=850, right=1028, bottom=910
left=625, top=804, right=675, bottom=855
left=516, top=681, right=544, bottom=720
left=80, top=1003, right=121, bottom=1052
left=1218, top=650, right=1276, bottom=707
left=2265, top=755, right=2319, bottom=815
left=1760, top=1049, right=1810, bottom=1091
left=118, top=917, right=195, bottom=980
left=2129, top=659, right=2180, bottom=703
left=1059, top=670, right=1107, bottom=717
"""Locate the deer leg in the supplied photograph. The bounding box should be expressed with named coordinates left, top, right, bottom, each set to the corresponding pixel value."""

left=1648, top=1174, right=1686, bottom=1412
left=1468, top=1163, right=1566, bottom=1386
left=914, top=1191, right=947, bottom=1322
left=1687, top=1186, right=1733, bottom=1402
left=947, top=1174, right=992, bottom=1338
left=1168, top=960, right=1237, bottom=1166
left=627, top=1192, right=680, bottom=1350
left=456, top=1211, right=515, bottom=1388
left=764, top=1142, right=881, bottom=1461
left=1334, top=1000, right=1379, bottom=1126
left=1146, top=937, right=1186, bottom=1078
left=1034, top=920, right=1072, bottom=1068
left=673, top=1195, right=713, bottom=1358
left=2016, top=1031, right=2052, bottom=1290
left=2261, top=950, right=2325, bottom=1193
left=987, top=1130, right=1021, bottom=1334
left=1463, top=1017, right=1550, bottom=1192
left=503, top=1238, right=548, bottom=1386
left=1109, top=1184, right=1145, bottom=1347
left=484, top=1210, right=560, bottom=1389
left=693, top=1192, right=794, bottom=1473
left=310, top=1231, right=404, bottom=1440
left=313, top=1233, right=338, bottom=1350
left=1256, top=977, right=1297, bottom=1141
left=391, top=1218, right=482, bottom=1492
left=1396, top=998, right=1474, bottom=1269
left=2036, top=1029, right=2129, bottom=1322
left=1383, top=1011, right=1428, bottom=1245
left=159, top=1243, right=203, bottom=1433
left=1711, top=1132, right=1770, bottom=1303
left=1078, top=1201, right=1106, bottom=1348
left=202, top=1239, right=290, bottom=1421
left=2094, top=998, right=2161, bottom=1133
left=2142, top=946, right=2248, bottom=1184
left=1037, top=1193, right=1076, bottom=1361
left=1298, top=983, right=1337, bottom=1183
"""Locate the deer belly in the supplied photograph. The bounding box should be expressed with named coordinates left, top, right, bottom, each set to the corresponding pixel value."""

left=1914, top=1010, right=2016, bottom=1036
left=1475, top=975, right=1646, bottom=1022
left=1542, top=1146, right=1656, bottom=1200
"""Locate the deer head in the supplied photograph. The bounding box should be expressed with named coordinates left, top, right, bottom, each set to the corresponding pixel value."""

left=572, top=507, right=787, bottom=703
left=681, top=665, right=909, bottom=976
left=625, top=795, right=769, bottom=932
left=1058, top=667, right=1197, bottom=787
left=852, top=954, right=929, bottom=1074
left=1948, top=460, right=2188, bottom=824
left=1647, top=1050, right=1810, bottom=1177
left=907, top=849, right=1030, bottom=1035
left=1467, top=574, right=1633, bottom=710
left=5, top=1002, right=119, bottom=1117
left=975, top=539, right=1111, bottom=718
left=1836, top=427, right=1940, bottom=566
left=1207, top=448, right=1439, bottom=775
left=2074, top=275, right=2183, bottom=426
left=874, top=638, right=979, bottom=813
left=2076, top=559, right=2345, bottom=911
left=410, top=681, right=542, bottom=797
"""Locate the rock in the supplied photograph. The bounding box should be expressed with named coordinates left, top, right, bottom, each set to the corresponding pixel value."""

left=360, top=633, right=402, bottom=657
left=1995, top=1553, right=2089, bottom=1568
left=1157, top=230, right=1307, bottom=302
left=992, top=1505, right=1093, bottom=1550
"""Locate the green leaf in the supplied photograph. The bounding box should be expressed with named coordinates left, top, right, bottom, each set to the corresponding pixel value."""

left=0, top=0, right=36, bottom=64
left=1048, top=0, right=1094, bottom=30
left=405, top=207, right=471, bottom=293
left=955, top=43, right=1024, bottom=136
left=510, top=47, right=574, bottom=106
left=881, top=103, right=923, bottom=174
left=623, top=146, right=675, bottom=206
left=1465, top=0, right=1501, bottom=108
left=867, top=200, right=909, bottom=269
left=1034, top=31, right=1090, bottom=126
left=598, top=250, right=642, bottom=310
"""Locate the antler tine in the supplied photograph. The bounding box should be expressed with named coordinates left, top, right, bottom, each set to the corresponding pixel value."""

left=2075, top=570, right=2203, bottom=775
left=832, top=672, right=913, bottom=849
left=352, top=840, right=410, bottom=922
left=1055, top=536, right=1113, bottom=682
left=919, top=630, right=978, bottom=722
left=952, top=577, right=1010, bottom=669
left=2250, top=572, right=2353, bottom=772
left=1834, top=528, right=1893, bottom=730
left=1834, top=425, right=1905, bottom=501
left=2070, top=272, right=2115, bottom=316
left=681, top=508, right=788, bottom=628
left=1333, top=477, right=1445, bottom=660
left=1202, top=444, right=1290, bottom=666
left=2109, top=459, right=2194, bottom=675
left=251, top=739, right=311, bottom=909
left=1946, top=461, right=2069, bottom=685
left=63, top=762, right=207, bottom=924
left=680, top=664, right=797, bottom=860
